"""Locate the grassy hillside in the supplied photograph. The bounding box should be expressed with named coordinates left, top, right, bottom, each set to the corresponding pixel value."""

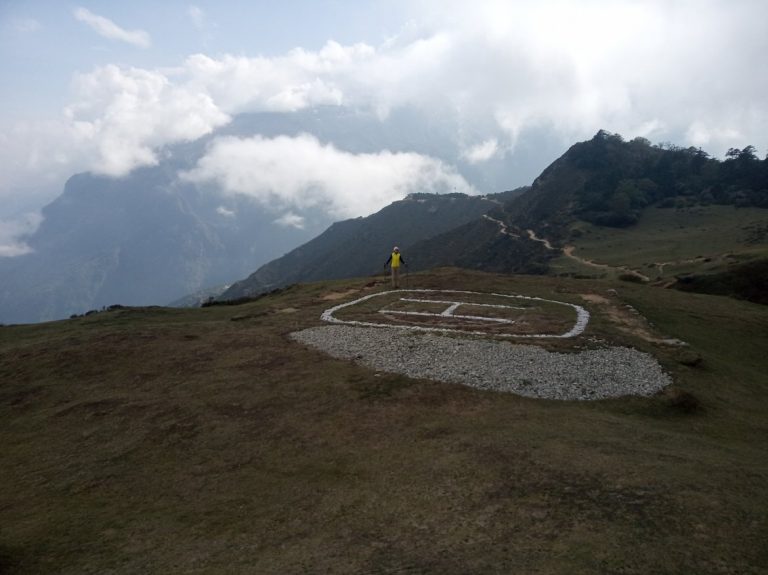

left=549, top=205, right=768, bottom=283
left=2, top=269, right=768, bottom=573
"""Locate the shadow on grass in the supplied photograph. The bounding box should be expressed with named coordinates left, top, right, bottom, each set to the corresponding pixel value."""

left=0, top=543, right=25, bottom=575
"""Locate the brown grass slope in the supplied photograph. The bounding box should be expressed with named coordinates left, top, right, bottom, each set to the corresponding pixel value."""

left=1, top=269, right=767, bottom=574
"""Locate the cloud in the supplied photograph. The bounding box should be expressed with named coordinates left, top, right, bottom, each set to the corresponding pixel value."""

left=188, top=5, right=206, bottom=30
left=182, top=46, right=355, bottom=114
left=62, top=1, right=768, bottom=177
left=181, top=134, right=476, bottom=218
left=0, top=212, right=42, bottom=258
left=685, top=121, right=743, bottom=149
left=65, top=64, right=230, bottom=175
left=4, top=0, right=768, bottom=218
left=73, top=7, right=151, bottom=48
left=0, top=120, right=74, bottom=211
left=376, top=0, right=768, bottom=157
left=274, top=212, right=306, bottom=229
left=462, top=139, right=500, bottom=164
left=216, top=206, right=235, bottom=218
left=187, top=5, right=217, bottom=46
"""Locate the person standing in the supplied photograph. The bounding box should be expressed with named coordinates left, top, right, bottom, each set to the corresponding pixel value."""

left=384, top=246, right=406, bottom=288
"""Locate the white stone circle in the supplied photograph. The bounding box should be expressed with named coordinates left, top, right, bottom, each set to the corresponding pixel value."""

left=321, top=289, right=590, bottom=339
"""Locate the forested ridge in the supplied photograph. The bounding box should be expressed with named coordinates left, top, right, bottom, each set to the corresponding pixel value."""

left=531, top=130, right=768, bottom=231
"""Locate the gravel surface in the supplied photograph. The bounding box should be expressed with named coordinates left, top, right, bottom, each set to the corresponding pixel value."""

left=291, top=325, right=672, bottom=401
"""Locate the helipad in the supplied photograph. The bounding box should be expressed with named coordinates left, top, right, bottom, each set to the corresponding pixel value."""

left=321, top=289, right=589, bottom=338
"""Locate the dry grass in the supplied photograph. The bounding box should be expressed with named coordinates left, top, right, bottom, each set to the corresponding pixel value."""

left=1, top=269, right=767, bottom=574
left=333, top=289, right=581, bottom=338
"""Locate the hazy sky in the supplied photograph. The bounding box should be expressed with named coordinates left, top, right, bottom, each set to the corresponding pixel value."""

left=1, top=0, right=767, bottom=254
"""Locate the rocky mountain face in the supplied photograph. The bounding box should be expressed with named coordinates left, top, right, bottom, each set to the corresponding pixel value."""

left=0, top=167, right=330, bottom=324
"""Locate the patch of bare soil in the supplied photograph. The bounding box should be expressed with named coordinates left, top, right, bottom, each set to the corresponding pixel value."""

left=321, top=288, right=362, bottom=301
left=321, top=280, right=385, bottom=302
left=579, top=293, right=685, bottom=347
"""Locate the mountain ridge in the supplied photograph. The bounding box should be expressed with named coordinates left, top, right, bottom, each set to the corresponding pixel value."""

left=3, top=106, right=537, bottom=324
left=3, top=128, right=767, bottom=323
left=0, top=165, right=330, bottom=324
left=221, top=190, right=522, bottom=299
left=222, top=131, right=768, bottom=304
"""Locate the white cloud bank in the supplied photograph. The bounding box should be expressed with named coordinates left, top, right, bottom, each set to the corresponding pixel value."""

left=63, top=64, right=230, bottom=175
left=182, top=134, right=476, bottom=218
left=49, top=0, right=766, bottom=182
left=74, top=7, right=151, bottom=48
left=2, top=0, right=767, bottom=248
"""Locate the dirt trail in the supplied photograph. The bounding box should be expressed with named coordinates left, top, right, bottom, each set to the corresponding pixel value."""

left=526, top=230, right=650, bottom=282
left=483, top=215, right=520, bottom=238
left=525, top=229, right=555, bottom=250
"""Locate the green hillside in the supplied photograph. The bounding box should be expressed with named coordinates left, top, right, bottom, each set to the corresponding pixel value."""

left=2, top=269, right=767, bottom=573
left=513, top=131, right=768, bottom=237
left=549, top=205, right=768, bottom=281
